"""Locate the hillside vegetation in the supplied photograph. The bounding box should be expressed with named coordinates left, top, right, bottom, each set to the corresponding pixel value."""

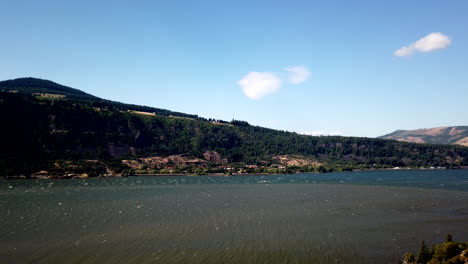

left=403, top=235, right=467, bottom=264
left=1, top=78, right=468, bottom=178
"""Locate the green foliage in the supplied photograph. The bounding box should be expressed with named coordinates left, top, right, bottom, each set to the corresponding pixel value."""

left=446, top=234, right=454, bottom=243
left=194, top=168, right=207, bottom=175
left=405, top=252, right=416, bottom=263
left=1, top=78, right=468, bottom=177
left=0, top=77, right=201, bottom=120
left=417, top=240, right=432, bottom=263
left=230, top=119, right=250, bottom=127
left=404, top=235, right=467, bottom=264
left=433, top=242, right=467, bottom=263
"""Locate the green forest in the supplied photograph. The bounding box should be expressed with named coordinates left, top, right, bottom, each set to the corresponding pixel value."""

left=403, top=235, right=467, bottom=264
left=1, top=78, right=468, bottom=178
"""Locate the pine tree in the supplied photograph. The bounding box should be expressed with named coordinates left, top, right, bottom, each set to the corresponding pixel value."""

left=445, top=234, right=454, bottom=243
left=416, top=240, right=431, bottom=263
left=404, top=252, right=416, bottom=263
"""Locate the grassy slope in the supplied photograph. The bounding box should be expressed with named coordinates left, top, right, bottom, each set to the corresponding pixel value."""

left=380, top=127, right=468, bottom=146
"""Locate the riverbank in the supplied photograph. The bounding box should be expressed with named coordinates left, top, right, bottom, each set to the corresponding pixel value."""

left=2, top=166, right=465, bottom=180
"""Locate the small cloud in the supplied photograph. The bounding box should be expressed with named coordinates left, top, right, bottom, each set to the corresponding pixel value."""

left=238, top=72, right=281, bottom=100
left=394, top=46, right=413, bottom=57
left=284, top=66, right=310, bottom=84
left=302, top=131, right=343, bottom=136
left=394, top=32, right=451, bottom=57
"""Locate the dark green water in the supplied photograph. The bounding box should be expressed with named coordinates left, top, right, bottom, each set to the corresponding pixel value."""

left=1, top=170, right=468, bottom=264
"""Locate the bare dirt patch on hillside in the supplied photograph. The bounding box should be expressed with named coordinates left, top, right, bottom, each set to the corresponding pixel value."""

left=123, top=154, right=208, bottom=170
left=127, top=110, right=156, bottom=116
left=455, top=137, right=468, bottom=147
left=273, top=155, right=323, bottom=167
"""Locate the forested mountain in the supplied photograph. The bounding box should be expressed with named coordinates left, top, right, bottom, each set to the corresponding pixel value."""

left=1, top=78, right=467, bottom=178
left=380, top=127, right=468, bottom=147
left=0, top=77, right=199, bottom=119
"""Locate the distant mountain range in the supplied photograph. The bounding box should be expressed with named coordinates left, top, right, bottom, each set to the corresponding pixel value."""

left=379, top=126, right=468, bottom=147
left=1, top=77, right=467, bottom=178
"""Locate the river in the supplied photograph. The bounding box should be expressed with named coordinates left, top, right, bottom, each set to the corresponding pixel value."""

left=1, top=170, right=468, bottom=263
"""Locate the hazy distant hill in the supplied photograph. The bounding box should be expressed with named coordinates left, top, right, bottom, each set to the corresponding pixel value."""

left=1, top=77, right=467, bottom=178
left=379, top=126, right=468, bottom=147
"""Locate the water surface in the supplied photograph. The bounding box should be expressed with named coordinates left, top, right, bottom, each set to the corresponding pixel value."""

left=1, top=170, right=468, bottom=264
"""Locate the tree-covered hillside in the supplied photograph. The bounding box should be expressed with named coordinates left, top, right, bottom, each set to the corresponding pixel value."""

left=1, top=78, right=467, bottom=177
left=0, top=77, right=200, bottom=119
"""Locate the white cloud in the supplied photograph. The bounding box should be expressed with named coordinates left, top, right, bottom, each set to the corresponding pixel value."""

left=238, top=72, right=281, bottom=100
left=284, top=66, right=310, bottom=84
left=394, top=32, right=451, bottom=57
left=302, top=131, right=343, bottom=136
left=394, top=46, right=413, bottom=57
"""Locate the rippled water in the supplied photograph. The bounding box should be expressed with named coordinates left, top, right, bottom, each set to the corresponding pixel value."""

left=1, top=170, right=468, bottom=264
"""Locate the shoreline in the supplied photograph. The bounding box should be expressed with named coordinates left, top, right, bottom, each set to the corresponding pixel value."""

left=2, top=166, right=466, bottom=180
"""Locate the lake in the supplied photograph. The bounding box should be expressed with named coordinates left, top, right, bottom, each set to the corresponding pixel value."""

left=1, top=169, right=468, bottom=264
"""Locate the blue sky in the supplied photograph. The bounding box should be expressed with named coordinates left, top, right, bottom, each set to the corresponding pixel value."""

left=1, top=0, right=467, bottom=137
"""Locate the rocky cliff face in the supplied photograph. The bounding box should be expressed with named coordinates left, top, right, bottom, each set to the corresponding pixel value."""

left=379, top=126, right=468, bottom=147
